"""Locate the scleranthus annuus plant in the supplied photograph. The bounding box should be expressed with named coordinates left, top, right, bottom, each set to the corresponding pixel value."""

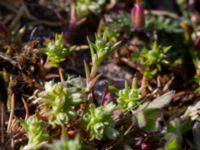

left=43, top=34, right=75, bottom=66
left=33, top=78, right=83, bottom=127
left=140, top=42, right=171, bottom=79
left=21, top=115, right=49, bottom=150
left=83, top=103, right=119, bottom=140
left=131, top=41, right=171, bottom=79
left=88, top=30, right=120, bottom=78
left=117, top=78, right=143, bottom=112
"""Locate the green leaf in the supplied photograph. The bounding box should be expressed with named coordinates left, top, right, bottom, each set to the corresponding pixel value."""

left=146, top=91, right=175, bottom=109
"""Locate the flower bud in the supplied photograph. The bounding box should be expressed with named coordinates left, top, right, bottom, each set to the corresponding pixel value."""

left=131, top=0, right=145, bottom=30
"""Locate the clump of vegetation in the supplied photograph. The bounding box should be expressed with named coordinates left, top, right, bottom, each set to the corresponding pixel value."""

left=1, top=0, right=200, bottom=149
left=43, top=34, right=75, bottom=66
left=132, top=41, right=171, bottom=79
left=83, top=103, right=119, bottom=140
left=33, top=79, right=82, bottom=127
left=117, top=79, right=143, bottom=111
left=88, top=30, right=120, bottom=72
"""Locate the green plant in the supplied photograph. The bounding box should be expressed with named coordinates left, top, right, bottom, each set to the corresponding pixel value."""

left=132, top=41, right=171, bottom=79
left=117, top=79, right=143, bottom=112
left=75, top=0, right=106, bottom=18
left=88, top=30, right=120, bottom=78
left=21, top=115, right=49, bottom=150
left=84, top=30, right=120, bottom=92
left=43, top=34, right=75, bottom=66
left=83, top=103, right=119, bottom=140
left=33, top=78, right=82, bottom=127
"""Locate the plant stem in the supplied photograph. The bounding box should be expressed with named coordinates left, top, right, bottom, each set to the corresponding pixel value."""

left=58, top=67, right=64, bottom=82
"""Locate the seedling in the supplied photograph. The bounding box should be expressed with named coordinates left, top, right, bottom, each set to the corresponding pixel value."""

left=132, top=41, right=171, bottom=79
left=117, top=78, right=143, bottom=112
left=88, top=30, right=120, bottom=78
left=43, top=34, right=75, bottom=66
left=84, top=30, right=120, bottom=92
left=83, top=103, right=119, bottom=140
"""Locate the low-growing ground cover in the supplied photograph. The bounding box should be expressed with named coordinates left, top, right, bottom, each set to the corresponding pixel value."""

left=0, top=0, right=200, bottom=149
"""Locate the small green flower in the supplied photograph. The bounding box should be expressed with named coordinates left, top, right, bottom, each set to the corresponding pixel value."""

left=33, top=78, right=82, bottom=127
left=21, top=115, right=49, bottom=150
left=43, top=34, right=75, bottom=66
left=117, top=79, right=143, bottom=112
left=83, top=103, right=119, bottom=140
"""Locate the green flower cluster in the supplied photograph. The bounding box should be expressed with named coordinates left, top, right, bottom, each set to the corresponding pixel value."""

left=43, top=34, right=75, bottom=66
left=83, top=103, right=119, bottom=140
left=117, top=79, right=143, bottom=112
left=34, top=80, right=82, bottom=127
